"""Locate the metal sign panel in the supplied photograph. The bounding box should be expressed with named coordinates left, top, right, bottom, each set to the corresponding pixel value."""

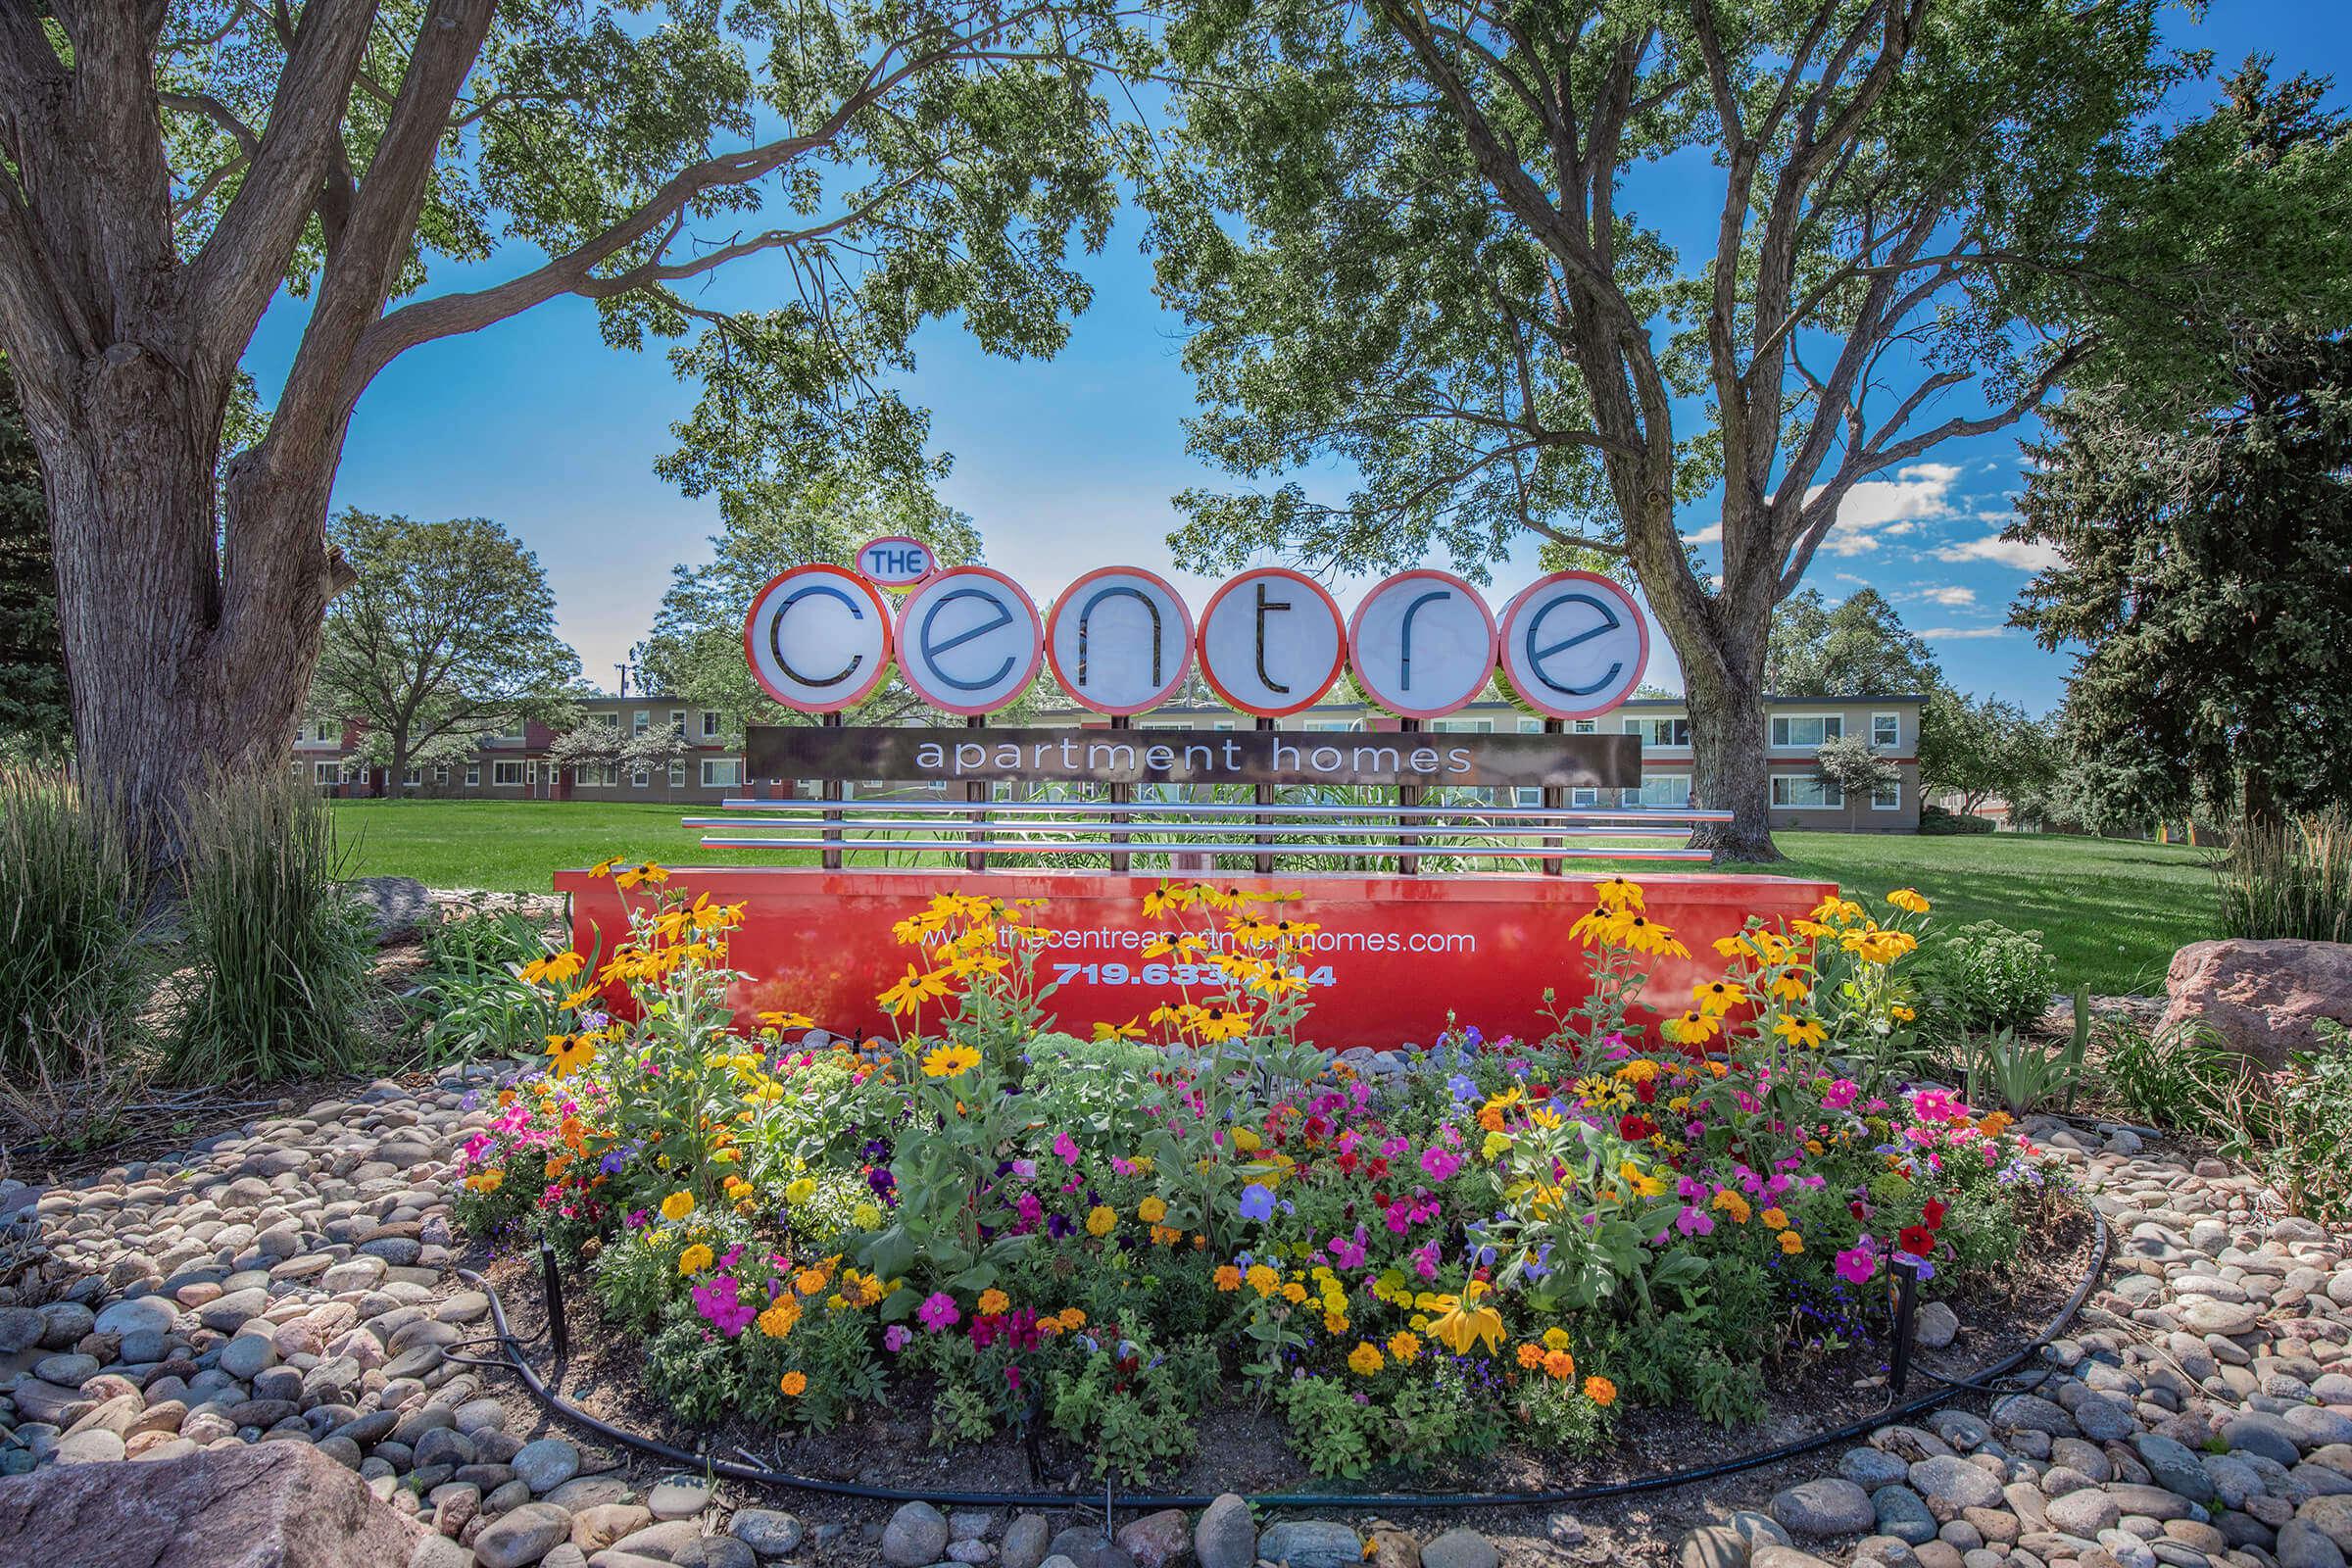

left=747, top=723, right=1641, bottom=789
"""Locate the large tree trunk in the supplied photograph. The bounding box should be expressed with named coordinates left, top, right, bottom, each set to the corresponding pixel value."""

left=1682, top=645, right=1780, bottom=863
left=34, top=346, right=340, bottom=862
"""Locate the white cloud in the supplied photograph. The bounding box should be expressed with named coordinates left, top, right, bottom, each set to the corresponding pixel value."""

left=1681, top=520, right=1724, bottom=546
left=1916, top=585, right=1977, bottom=608
left=1934, top=534, right=2061, bottom=572
left=1919, top=626, right=2010, bottom=640
left=1809, top=463, right=1963, bottom=557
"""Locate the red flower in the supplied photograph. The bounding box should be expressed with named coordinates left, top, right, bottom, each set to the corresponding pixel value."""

left=1528, top=1083, right=1553, bottom=1102
left=1366, top=1157, right=1391, bottom=1181
left=1618, top=1113, right=1656, bottom=1142
left=1897, top=1225, right=1936, bottom=1257
left=1336, top=1151, right=1360, bottom=1174
left=1849, top=1200, right=1871, bottom=1221
left=1635, top=1077, right=1658, bottom=1105
left=1922, top=1199, right=1947, bottom=1229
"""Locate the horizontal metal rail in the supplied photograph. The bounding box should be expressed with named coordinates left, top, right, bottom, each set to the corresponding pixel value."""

left=698, top=835, right=1714, bottom=860
left=692, top=817, right=1696, bottom=841
left=711, top=799, right=1732, bottom=825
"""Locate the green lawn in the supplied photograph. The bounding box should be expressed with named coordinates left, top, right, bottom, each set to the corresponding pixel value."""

left=334, top=801, right=2217, bottom=995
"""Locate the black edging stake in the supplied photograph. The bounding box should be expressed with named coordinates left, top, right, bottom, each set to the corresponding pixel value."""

left=540, top=1239, right=568, bottom=1363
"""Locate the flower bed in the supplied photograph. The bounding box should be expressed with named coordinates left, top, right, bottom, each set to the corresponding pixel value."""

left=455, top=868, right=2075, bottom=1483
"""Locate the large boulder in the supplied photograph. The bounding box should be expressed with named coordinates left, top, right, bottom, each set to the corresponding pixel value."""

left=2159, top=938, right=2352, bottom=1063
left=0, top=1441, right=435, bottom=1567
left=344, top=875, right=436, bottom=947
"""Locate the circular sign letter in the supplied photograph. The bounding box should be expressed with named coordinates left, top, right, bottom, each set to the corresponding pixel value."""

left=1046, top=566, right=1195, bottom=715
left=894, top=565, right=1044, bottom=716
left=854, top=535, right=937, bottom=588
left=1496, top=570, right=1649, bottom=720
left=1195, top=567, right=1348, bottom=718
left=1348, top=570, right=1497, bottom=719
left=742, top=564, right=895, bottom=713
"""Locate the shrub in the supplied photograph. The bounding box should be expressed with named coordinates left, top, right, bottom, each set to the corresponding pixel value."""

left=171, top=768, right=376, bottom=1081
left=1920, top=920, right=2056, bottom=1036
left=0, top=765, right=154, bottom=1081
left=414, top=900, right=572, bottom=1065
left=2217, top=807, right=2352, bottom=944
left=1918, top=804, right=1995, bottom=835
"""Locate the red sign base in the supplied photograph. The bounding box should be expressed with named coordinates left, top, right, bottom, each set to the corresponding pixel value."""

left=553, top=867, right=1838, bottom=1050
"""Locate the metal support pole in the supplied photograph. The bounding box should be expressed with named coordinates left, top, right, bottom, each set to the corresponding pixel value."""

left=1253, top=716, right=1276, bottom=875
left=964, top=714, right=989, bottom=873
left=1107, top=714, right=1133, bottom=875
left=1541, top=716, right=1565, bottom=877
left=819, top=710, right=845, bottom=871
left=1397, top=717, right=1422, bottom=876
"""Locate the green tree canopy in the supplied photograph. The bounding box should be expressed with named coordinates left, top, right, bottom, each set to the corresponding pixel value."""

left=1765, top=588, right=1943, bottom=697
left=1145, top=0, right=2182, bottom=859
left=313, top=510, right=583, bottom=786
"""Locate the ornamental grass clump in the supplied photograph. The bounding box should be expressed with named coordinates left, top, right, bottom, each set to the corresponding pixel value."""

left=171, top=767, right=375, bottom=1081
left=2218, top=806, right=2352, bottom=945
left=0, top=763, right=154, bottom=1086
left=456, top=868, right=2068, bottom=1480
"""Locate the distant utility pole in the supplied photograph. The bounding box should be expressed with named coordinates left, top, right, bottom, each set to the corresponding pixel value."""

left=614, top=641, right=648, bottom=697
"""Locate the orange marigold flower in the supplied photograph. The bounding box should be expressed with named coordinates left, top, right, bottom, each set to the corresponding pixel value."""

left=1584, top=1375, right=1617, bottom=1406
left=779, top=1371, right=808, bottom=1396
left=1543, top=1348, right=1577, bottom=1381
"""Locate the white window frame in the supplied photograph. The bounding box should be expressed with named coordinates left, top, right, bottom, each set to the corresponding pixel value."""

left=491, top=760, right=528, bottom=787
left=701, top=710, right=723, bottom=738
left=1632, top=774, right=1690, bottom=809
left=667, top=760, right=686, bottom=787
left=1624, top=715, right=1690, bottom=747
left=1302, top=718, right=1357, bottom=733
left=1771, top=774, right=1845, bottom=809
left=1872, top=711, right=1900, bottom=749
left=631, top=710, right=650, bottom=735
left=1770, top=713, right=1844, bottom=749
left=401, top=766, right=422, bottom=786
left=1430, top=718, right=1494, bottom=733
left=433, top=764, right=449, bottom=785
left=701, top=758, right=742, bottom=788
left=313, top=760, right=341, bottom=785
left=1872, top=777, right=1901, bottom=811
left=631, top=766, right=650, bottom=788
left=670, top=709, right=686, bottom=737
left=465, top=763, right=480, bottom=787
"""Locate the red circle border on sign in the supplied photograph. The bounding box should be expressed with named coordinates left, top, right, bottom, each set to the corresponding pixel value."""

left=892, top=565, right=1046, bottom=718
left=1346, top=567, right=1498, bottom=721
left=1495, top=569, right=1650, bottom=721
left=1044, top=564, right=1198, bottom=717
left=740, top=564, right=897, bottom=714
left=1194, top=566, right=1349, bottom=719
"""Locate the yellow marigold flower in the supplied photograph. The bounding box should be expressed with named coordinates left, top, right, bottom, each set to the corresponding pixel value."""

left=1138, top=1196, right=1167, bottom=1224
left=1614, top=1057, right=1660, bottom=1083
left=879, top=964, right=955, bottom=1016
left=1387, top=1332, right=1421, bottom=1364
left=1760, top=1206, right=1788, bottom=1231
left=1230, top=1126, right=1262, bottom=1153
left=1214, top=1265, right=1242, bottom=1293
left=1886, top=888, right=1931, bottom=914
left=977, top=1288, right=1010, bottom=1316
left=1660, top=1008, right=1720, bottom=1045
left=1057, top=1308, right=1086, bottom=1330
left=613, top=861, right=671, bottom=891
left=677, top=1244, right=713, bottom=1275
left=1247, top=1264, right=1281, bottom=1298
left=1543, top=1348, right=1577, bottom=1381
left=853, top=1202, right=882, bottom=1230
left=1713, top=933, right=1756, bottom=959
left=1323, top=1311, right=1348, bottom=1335
left=784, top=1177, right=817, bottom=1205
left=465, top=1170, right=504, bottom=1194
left=1584, top=1375, right=1617, bottom=1406
left=1347, top=1343, right=1385, bottom=1377
left=1616, top=914, right=1690, bottom=959
left=1809, top=895, right=1862, bottom=925
left=920, top=1043, right=981, bottom=1079
left=1542, top=1326, right=1572, bottom=1351
left=796, top=1266, right=830, bottom=1295
left=1281, top=1281, right=1308, bottom=1303
left=661, top=1191, right=695, bottom=1222
left=1779, top=1230, right=1805, bottom=1255
left=779, top=1370, right=808, bottom=1396
left=1086, top=1205, right=1117, bottom=1238
left=1889, top=1004, right=1917, bottom=1022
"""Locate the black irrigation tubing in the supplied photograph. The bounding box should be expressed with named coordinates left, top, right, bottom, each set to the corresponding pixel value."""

left=452, top=1205, right=2107, bottom=1514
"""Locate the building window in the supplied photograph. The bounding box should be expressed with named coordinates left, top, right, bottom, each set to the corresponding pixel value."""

left=702, top=759, right=743, bottom=789
left=631, top=767, right=650, bottom=788
left=1571, top=786, right=1599, bottom=807
left=701, top=710, right=723, bottom=738
left=1631, top=774, right=1690, bottom=808
left=1872, top=712, right=1900, bottom=749
left=1431, top=718, right=1493, bottom=733
left=1572, top=718, right=1596, bottom=735
left=631, top=710, right=649, bottom=735
left=1626, top=716, right=1690, bottom=747
left=433, top=765, right=449, bottom=785
left=670, top=710, right=686, bottom=737
left=668, top=760, right=685, bottom=787
left=1771, top=714, right=1843, bottom=748
left=1302, top=718, right=1356, bottom=732
left=313, top=761, right=341, bottom=785
left=1873, top=778, right=1901, bottom=811
left=466, top=763, right=480, bottom=787
left=492, top=761, right=527, bottom=787
left=401, top=766, right=421, bottom=786
left=1771, top=774, right=1844, bottom=808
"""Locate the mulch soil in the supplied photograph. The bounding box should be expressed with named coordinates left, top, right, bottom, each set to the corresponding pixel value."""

left=463, top=1197, right=2099, bottom=1568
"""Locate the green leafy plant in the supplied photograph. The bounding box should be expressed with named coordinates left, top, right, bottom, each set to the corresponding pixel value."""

left=1277, top=1374, right=1379, bottom=1480
left=1957, top=1002, right=2090, bottom=1116
left=171, top=768, right=376, bottom=1081
left=2218, top=807, right=2352, bottom=944
left=414, top=903, right=575, bottom=1064
left=1921, top=921, right=2058, bottom=1037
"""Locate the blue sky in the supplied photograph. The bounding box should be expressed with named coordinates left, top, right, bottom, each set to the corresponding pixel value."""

left=248, top=1, right=2352, bottom=714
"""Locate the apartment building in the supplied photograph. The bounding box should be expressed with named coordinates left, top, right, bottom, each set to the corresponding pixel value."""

left=293, top=695, right=748, bottom=803
left=1024, top=694, right=1927, bottom=833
